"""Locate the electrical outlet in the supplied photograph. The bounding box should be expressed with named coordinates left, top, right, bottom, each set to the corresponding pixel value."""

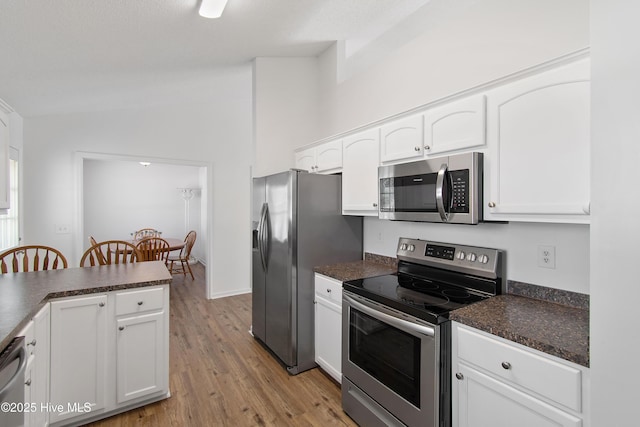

left=538, top=245, right=556, bottom=269
left=55, top=224, right=70, bottom=234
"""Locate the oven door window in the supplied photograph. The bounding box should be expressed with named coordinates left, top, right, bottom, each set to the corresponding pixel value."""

left=349, top=308, right=421, bottom=407
left=380, top=173, right=438, bottom=213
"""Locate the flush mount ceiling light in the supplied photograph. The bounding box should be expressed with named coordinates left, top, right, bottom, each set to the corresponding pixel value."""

left=139, top=161, right=151, bottom=167
left=199, top=0, right=229, bottom=19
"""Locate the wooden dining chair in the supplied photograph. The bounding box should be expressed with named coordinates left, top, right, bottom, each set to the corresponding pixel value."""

left=133, top=228, right=161, bottom=240
left=135, top=237, right=171, bottom=263
left=80, top=240, right=142, bottom=267
left=168, top=231, right=197, bottom=280
left=0, top=245, right=68, bottom=273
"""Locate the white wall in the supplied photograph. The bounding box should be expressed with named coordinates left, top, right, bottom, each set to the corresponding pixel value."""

left=590, top=0, right=640, bottom=424
left=311, top=0, right=590, bottom=294
left=253, top=57, right=319, bottom=177
left=23, top=67, right=253, bottom=298
left=83, top=159, right=204, bottom=261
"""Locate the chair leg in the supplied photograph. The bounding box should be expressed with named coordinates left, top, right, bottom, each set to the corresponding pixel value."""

left=186, top=260, right=195, bottom=280
left=186, top=259, right=195, bottom=280
left=180, top=260, right=187, bottom=277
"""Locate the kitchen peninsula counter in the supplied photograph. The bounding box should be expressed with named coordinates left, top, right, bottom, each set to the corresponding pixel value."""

left=451, top=294, right=589, bottom=367
left=314, top=253, right=397, bottom=282
left=0, top=261, right=171, bottom=350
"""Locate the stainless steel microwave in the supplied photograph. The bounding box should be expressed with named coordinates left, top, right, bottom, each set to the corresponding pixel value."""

left=378, top=152, right=483, bottom=224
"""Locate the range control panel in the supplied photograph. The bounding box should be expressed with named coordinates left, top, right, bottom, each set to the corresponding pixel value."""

left=397, top=237, right=501, bottom=279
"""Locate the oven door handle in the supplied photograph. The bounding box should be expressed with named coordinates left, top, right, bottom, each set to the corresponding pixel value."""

left=435, top=163, right=450, bottom=223
left=344, top=294, right=435, bottom=337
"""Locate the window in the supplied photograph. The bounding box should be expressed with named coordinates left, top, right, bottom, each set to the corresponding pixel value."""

left=0, top=147, right=19, bottom=250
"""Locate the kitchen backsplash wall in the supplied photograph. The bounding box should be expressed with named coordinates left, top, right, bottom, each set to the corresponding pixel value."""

left=364, top=218, right=589, bottom=295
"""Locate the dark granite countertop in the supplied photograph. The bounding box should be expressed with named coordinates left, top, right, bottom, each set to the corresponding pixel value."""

left=450, top=294, right=589, bottom=367
left=314, top=253, right=397, bottom=282
left=0, top=261, right=172, bottom=351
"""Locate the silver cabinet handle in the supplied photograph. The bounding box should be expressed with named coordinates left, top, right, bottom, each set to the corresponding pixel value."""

left=25, top=379, right=31, bottom=386
left=501, top=361, right=511, bottom=370
left=414, top=146, right=420, bottom=151
left=373, top=203, right=378, bottom=208
left=488, top=202, right=496, bottom=208
left=119, top=326, right=125, bottom=331
left=424, top=145, right=430, bottom=150
left=455, top=372, right=464, bottom=380
left=326, top=288, right=331, bottom=293
left=99, top=302, right=105, bottom=307
left=27, top=339, right=36, bottom=347
left=137, top=301, right=144, bottom=306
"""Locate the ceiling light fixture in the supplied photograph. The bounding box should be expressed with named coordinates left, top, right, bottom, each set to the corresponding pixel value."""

left=199, top=0, right=229, bottom=19
left=139, top=161, right=151, bottom=167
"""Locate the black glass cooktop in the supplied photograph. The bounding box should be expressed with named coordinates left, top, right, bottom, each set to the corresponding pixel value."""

left=343, top=271, right=492, bottom=324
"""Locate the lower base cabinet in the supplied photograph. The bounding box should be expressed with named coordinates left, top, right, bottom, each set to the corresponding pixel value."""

left=49, top=285, right=169, bottom=426
left=314, top=274, right=343, bottom=383
left=452, top=322, right=590, bottom=427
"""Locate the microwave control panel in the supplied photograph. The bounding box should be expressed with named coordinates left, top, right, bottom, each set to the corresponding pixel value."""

left=449, top=170, right=469, bottom=213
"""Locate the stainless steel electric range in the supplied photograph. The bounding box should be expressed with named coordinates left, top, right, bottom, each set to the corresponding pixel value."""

left=342, top=237, right=503, bottom=427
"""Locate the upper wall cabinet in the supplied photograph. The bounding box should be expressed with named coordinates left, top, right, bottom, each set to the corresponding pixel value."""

left=0, top=108, right=9, bottom=210
left=342, top=128, right=380, bottom=216
left=379, top=114, right=424, bottom=163
left=294, top=139, right=342, bottom=174
left=484, top=58, right=590, bottom=223
left=424, top=94, right=486, bottom=156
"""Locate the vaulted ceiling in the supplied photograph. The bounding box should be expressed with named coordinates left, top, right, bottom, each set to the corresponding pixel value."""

left=0, top=0, right=429, bottom=116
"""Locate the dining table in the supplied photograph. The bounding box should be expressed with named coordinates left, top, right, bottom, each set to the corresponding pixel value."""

left=128, top=237, right=185, bottom=252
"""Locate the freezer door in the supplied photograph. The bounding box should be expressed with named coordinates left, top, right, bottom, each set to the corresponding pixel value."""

left=251, top=177, right=266, bottom=342
left=264, top=171, right=296, bottom=367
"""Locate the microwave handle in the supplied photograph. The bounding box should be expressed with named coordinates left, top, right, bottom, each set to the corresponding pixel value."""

left=435, top=163, right=450, bottom=222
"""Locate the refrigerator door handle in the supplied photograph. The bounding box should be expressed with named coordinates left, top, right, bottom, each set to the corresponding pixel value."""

left=258, top=202, right=269, bottom=272
left=263, top=203, right=271, bottom=270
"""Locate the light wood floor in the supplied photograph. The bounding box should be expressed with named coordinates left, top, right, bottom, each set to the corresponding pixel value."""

left=87, top=263, right=357, bottom=426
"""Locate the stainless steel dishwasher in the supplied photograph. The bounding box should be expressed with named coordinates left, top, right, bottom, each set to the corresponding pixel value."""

left=0, top=336, right=27, bottom=427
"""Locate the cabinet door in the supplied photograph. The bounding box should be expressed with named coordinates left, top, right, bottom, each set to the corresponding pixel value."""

left=314, top=296, right=342, bottom=383
left=484, top=58, right=590, bottom=223
left=50, top=295, right=108, bottom=423
left=342, top=128, right=380, bottom=215
left=424, top=95, right=486, bottom=156
left=380, top=114, right=424, bottom=163
left=315, top=139, right=343, bottom=173
left=0, top=109, right=9, bottom=210
left=455, top=363, right=581, bottom=427
left=294, top=147, right=316, bottom=173
left=32, top=304, right=50, bottom=427
left=116, top=311, right=167, bottom=404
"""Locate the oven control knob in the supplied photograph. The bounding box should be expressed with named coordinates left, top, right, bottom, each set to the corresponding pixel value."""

left=408, top=244, right=415, bottom=252
left=400, top=243, right=408, bottom=251
left=478, top=254, right=489, bottom=264
left=457, top=251, right=466, bottom=260
left=467, top=253, right=477, bottom=262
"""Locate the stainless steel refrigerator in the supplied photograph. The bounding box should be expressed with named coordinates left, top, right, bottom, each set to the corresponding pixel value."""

left=252, top=170, right=363, bottom=375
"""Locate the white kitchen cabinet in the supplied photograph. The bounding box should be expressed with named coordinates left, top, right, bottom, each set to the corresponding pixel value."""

left=294, top=139, right=343, bottom=174
left=379, top=114, right=424, bottom=163
left=342, top=128, right=380, bottom=216
left=423, top=94, right=486, bottom=156
left=484, top=57, right=590, bottom=223
left=452, top=322, right=590, bottom=427
left=314, top=274, right=343, bottom=383
left=114, top=287, right=168, bottom=404
left=48, top=285, right=169, bottom=425
left=50, top=294, right=108, bottom=424
left=17, top=303, right=50, bottom=427
left=0, top=107, right=9, bottom=210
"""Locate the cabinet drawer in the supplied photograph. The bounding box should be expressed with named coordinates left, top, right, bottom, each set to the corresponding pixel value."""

left=457, top=326, right=582, bottom=412
left=115, top=287, right=164, bottom=316
left=315, top=274, right=343, bottom=305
